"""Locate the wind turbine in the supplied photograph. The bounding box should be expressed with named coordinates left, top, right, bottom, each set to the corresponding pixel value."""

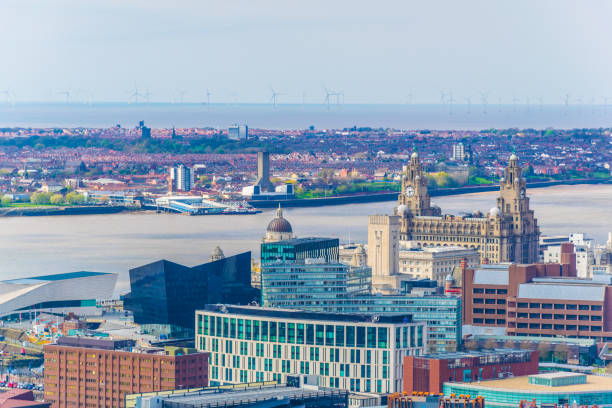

left=602, top=97, right=609, bottom=114
left=269, top=87, right=284, bottom=108
left=128, top=86, right=144, bottom=104
left=464, top=96, right=471, bottom=114
left=512, top=96, right=519, bottom=112
left=203, top=89, right=212, bottom=108
left=175, top=89, right=187, bottom=104
left=447, top=92, right=455, bottom=115
left=57, top=90, right=71, bottom=104
left=480, top=91, right=488, bottom=114
left=0, top=90, right=16, bottom=106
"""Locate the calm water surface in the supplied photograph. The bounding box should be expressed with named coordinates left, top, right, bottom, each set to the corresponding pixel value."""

left=0, top=184, right=610, bottom=294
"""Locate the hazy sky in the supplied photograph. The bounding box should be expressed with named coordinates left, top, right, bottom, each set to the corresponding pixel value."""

left=1, top=0, right=611, bottom=104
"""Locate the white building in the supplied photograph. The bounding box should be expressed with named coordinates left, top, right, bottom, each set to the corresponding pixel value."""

left=543, top=233, right=595, bottom=278
left=0, top=271, right=117, bottom=318
left=169, top=164, right=194, bottom=192
left=196, top=305, right=427, bottom=394
left=228, top=125, right=248, bottom=140
left=398, top=246, right=480, bottom=284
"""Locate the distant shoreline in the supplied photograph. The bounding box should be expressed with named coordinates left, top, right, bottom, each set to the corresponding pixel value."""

left=0, top=179, right=609, bottom=216
left=248, top=178, right=612, bottom=208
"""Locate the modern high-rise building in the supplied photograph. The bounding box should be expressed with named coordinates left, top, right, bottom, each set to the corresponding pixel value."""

left=44, top=337, right=209, bottom=408
left=261, top=237, right=339, bottom=265
left=169, top=164, right=194, bottom=192
left=397, top=153, right=540, bottom=264
left=452, top=142, right=465, bottom=162
left=195, top=305, right=427, bottom=394
left=228, top=124, right=248, bottom=140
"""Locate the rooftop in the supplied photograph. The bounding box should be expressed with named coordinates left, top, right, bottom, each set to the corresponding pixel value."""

left=421, top=348, right=532, bottom=360
left=2, top=271, right=111, bottom=285
left=263, top=237, right=338, bottom=246
left=199, top=304, right=414, bottom=324
left=446, top=374, right=612, bottom=393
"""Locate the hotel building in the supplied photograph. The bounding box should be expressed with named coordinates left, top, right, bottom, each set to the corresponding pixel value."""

left=195, top=305, right=427, bottom=394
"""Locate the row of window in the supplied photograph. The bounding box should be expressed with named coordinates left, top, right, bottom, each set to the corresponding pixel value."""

left=511, top=313, right=602, bottom=321
left=473, top=288, right=508, bottom=295
left=472, top=318, right=506, bottom=325
left=512, top=323, right=602, bottom=332
left=473, top=298, right=506, bottom=305
left=512, top=302, right=602, bottom=311
left=198, top=314, right=423, bottom=349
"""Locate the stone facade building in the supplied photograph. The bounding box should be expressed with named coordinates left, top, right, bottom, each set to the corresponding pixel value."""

left=397, top=153, right=539, bottom=264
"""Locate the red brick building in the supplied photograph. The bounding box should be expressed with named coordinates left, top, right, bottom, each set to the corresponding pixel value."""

left=43, top=337, right=208, bottom=408
left=462, top=243, right=612, bottom=341
left=403, top=349, right=538, bottom=394
left=0, top=390, right=50, bottom=408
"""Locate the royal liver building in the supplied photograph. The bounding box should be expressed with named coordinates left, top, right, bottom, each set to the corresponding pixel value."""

left=397, top=152, right=539, bottom=264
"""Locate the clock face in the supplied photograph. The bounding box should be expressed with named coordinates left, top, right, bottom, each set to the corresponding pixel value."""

left=405, top=186, right=415, bottom=197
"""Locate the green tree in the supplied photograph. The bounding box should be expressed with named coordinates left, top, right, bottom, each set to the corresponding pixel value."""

left=49, top=194, right=65, bottom=205
left=0, top=196, right=11, bottom=207
left=65, top=192, right=85, bottom=205
left=30, top=192, right=51, bottom=205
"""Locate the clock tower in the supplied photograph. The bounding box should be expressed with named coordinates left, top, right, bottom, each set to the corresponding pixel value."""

left=398, top=152, right=438, bottom=216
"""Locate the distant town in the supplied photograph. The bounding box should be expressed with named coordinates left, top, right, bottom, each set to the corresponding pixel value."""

left=0, top=124, right=610, bottom=213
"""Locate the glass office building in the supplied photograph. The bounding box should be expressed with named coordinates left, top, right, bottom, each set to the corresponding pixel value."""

left=261, top=238, right=339, bottom=265
left=260, top=261, right=460, bottom=353
left=196, top=305, right=426, bottom=394
left=261, top=261, right=371, bottom=307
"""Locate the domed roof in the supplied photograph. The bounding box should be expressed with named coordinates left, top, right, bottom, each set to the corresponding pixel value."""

left=411, top=151, right=419, bottom=159
left=397, top=204, right=410, bottom=216
left=211, top=246, right=225, bottom=260
left=267, top=205, right=293, bottom=233
left=488, top=207, right=500, bottom=217
left=509, top=153, right=518, bottom=162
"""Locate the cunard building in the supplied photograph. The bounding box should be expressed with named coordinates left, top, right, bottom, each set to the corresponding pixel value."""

left=396, top=152, right=539, bottom=264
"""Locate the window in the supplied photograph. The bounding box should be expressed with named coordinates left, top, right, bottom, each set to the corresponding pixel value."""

left=316, top=325, right=324, bottom=346
left=474, top=298, right=484, bottom=304
left=591, top=305, right=602, bottom=311
left=554, top=304, right=565, bottom=310
left=473, top=288, right=484, bottom=294
left=473, top=308, right=483, bottom=314
left=288, top=323, right=295, bottom=344
left=325, top=325, right=334, bottom=346
left=485, top=299, right=496, bottom=304
left=335, top=326, right=344, bottom=347
left=485, top=289, right=496, bottom=294
left=306, top=324, right=314, bottom=345
left=356, top=327, right=366, bottom=348
left=253, top=320, right=260, bottom=341
left=497, top=289, right=507, bottom=295
left=529, top=303, right=540, bottom=309
left=297, top=323, right=304, bottom=344
left=566, top=304, right=577, bottom=310
left=278, top=322, right=286, bottom=343
left=367, top=327, right=376, bottom=348
left=554, top=324, right=564, bottom=330
left=518, top=302, right=528, bottom=308
left=346, top=326, right=355, bottom=347
left=261, top=321, right=268, bottom=341
left=542, top=314, right=552, bottom=319
left=378, top=327, right=388, bottom=348
left=270, top=322, right=277, bottom=342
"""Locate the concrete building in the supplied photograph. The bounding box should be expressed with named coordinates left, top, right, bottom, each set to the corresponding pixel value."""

left=169, top=164, right=194, bottom=192
left=544, top=233, right=595, bottom=278
left=228, top=124, right=248, bottom=141
left=443, top=373, right=612, bottom=408
left=196, top=305, right=427, bottom=394
left=255, top=151, right=274, bottom=193
left=367, top=215, right=401, bottom=293
left=0, top=271, right=116, bottom=319
left=339, top=243, right=367, bottom=267
left=398, top=246, right=479, bottom=285
left=452, top=142, right=465, bottom=162
left=397, top=153, right=540, bottom=264
left=43, top=337, right=209, bottom=408
left=403, top=349, right=538, bottom=394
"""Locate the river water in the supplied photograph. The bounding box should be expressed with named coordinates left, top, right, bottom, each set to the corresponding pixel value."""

left=0, top=184, right=610, bottom=294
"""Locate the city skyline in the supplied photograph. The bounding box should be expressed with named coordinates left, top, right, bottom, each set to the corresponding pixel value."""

left=1, top=0, right=612, bottom=104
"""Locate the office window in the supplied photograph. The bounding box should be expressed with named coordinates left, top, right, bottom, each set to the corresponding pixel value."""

left=346, top=326, right=355, bottom=347
left=297, top=323, right=305, bottom=344
left=238, top=319, right=244, bottom=340
left=278, top=322, right=286, bottom=343
left=288, top=323, right=295, bottom=344
left=261, top=321, right=268, bottom=342
left=316, top=325, right=325, bottom=346
left=253, top=320, right=260, bottom=341
left=367, top=327, right=376, bottom=348
left=245, top=320, right=252, bottom=340
left=335, top=325, right=345, bottom=347
left=325, top=325, right=334, bottom=346
left=356, top=327, right=366, bottom=348
left=306, top=324, right=314, bottom=345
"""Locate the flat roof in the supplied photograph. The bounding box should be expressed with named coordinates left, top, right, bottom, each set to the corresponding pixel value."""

left=473, top=268, right=508, bottom=285
left=263, top=237, right=338, bottom=245
left=518, top=283, right=605, bottom=301
left=446, top=375, right=612, bottom=393
left=530, top=372, right=584, bottom=380
left=159, top=384, right=346, bottom=406
left=422, top=348, right=531, bottom=360
left=2, top=271, right=111, bottom=285
left=199, top=304, right=414, bottom=324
